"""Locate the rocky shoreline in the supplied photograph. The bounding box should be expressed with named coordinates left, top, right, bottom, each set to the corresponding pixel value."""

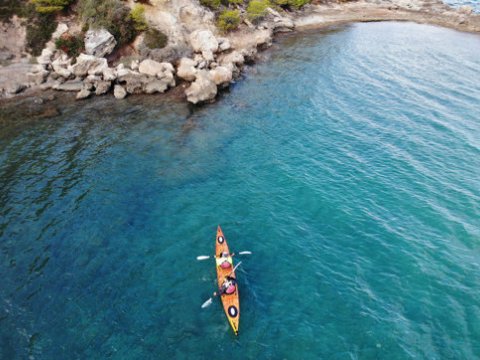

left=0, top=0, right=479, bottom=106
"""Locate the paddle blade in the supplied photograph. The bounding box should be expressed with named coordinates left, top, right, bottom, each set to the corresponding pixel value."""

left=201, top=298, right=213, bottom=309
left=238, top=251, right=252, bottom=255
left=196, top=255, right=210, bottom=261
left=232, top=261, right=242, bottom=273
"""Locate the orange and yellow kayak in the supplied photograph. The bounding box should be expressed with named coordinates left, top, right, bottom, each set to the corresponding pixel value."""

left=215, top=225, right=240, bottom=335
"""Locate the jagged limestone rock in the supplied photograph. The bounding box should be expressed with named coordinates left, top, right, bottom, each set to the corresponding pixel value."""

left=114, top=84, right=127, bottom=99
left=177, top=57, right=197, bottom=81
left=189, top=30, right=219, bottom=54
left=53, top=80, right=83, bottom=92
left=84, top=29, right=117, bottom=58
left=76, top=88, right=92, bottom=100
left=185, top=70, right=217, bottom=104
left=209, top=66, right=232, bottom=86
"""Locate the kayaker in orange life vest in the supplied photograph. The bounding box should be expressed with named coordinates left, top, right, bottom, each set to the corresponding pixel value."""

left=215, top=251, right=235, bottom=269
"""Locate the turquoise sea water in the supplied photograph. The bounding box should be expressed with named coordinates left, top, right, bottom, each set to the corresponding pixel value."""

left=1, top=22, right=480, bottom=359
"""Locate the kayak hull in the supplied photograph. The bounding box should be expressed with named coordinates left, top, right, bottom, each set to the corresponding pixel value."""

left=215, top=225, right=240, bottom=335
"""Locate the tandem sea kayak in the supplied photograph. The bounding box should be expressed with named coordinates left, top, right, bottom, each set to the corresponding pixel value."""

left=215, top=225, right=240, bottom=335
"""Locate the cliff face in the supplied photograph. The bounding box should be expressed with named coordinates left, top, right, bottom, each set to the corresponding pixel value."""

left=138, top=0, right=217, bottom=58
left=0, top=16, right=27, bottom=63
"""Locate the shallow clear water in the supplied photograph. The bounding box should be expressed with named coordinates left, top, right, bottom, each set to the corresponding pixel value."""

left=1, top=22, right=480, bottom=359
left=444, top=0, right=480, bottom=12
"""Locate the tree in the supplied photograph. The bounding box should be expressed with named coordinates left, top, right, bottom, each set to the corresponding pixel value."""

left=247, top=0, right=271, bottom=22
left=217, top=10, right=241, bottom=31
left=130, top=4, right=148, bottom=31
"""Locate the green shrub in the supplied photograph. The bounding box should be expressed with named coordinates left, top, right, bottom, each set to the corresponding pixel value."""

left=144, top=28, right=168, bottom=49
left=200, top=0, right=221, bottom=9
left=31, top=0, right=73, bottom=13
left=55, top=33, right=84, bottom=57
left=25, top=8, right=58, bottom=56
left=0, top=0, right=28, bottom=22
left=217, top=10, right=241, bottom=31
left=130, top=4, right=148, bottom=31
left=78, top=0, right=137, bottom=46
left=272, top=0, right=310, bottom=8
left=247, top=0, right=270, bottom=21
left=227, top=0, right=244, bottom=5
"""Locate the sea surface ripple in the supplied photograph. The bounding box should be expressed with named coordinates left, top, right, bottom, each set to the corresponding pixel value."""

left=0, top=22, right=479, bottom=359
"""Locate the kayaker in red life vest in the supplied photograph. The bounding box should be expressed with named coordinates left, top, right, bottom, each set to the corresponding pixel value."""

left=215, top=251, right=235, bottom=269
left=215, top=276, right=237, bottom=296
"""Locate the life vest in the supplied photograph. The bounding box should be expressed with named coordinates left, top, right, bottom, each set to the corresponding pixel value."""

left=216, top=255, right=232, bottom=269
left=223, top=279, right=236, bottom=294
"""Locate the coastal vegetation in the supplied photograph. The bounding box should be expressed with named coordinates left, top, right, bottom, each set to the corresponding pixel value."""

left=199, top=0, right=311, bottom=30
left=143, top=28, right=168, bottom=49
left=77, top=0, right=138, bottom=46
left=0, top=0, right=60, bottom=55
left=31, top=0, right=73, bottom=14
left=26, top=8, right=58, bottom=55
left=218, top=10, right=241, bottom=31
left=200, top=0, right=222, bottom=9
left=55, top=33, right=84, bottom=57
left=247, top=0, right=272, bottom=21
left=130, top=4, right=148, bottom=32
left=1, top=0, right=313, bottom=58
left=1, top=0, right=479, bottom=102
left=273, top=0, right=311, bottom=8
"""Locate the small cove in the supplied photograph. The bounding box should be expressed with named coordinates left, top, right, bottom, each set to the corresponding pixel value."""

left=1, top=22, right=479, bottom=359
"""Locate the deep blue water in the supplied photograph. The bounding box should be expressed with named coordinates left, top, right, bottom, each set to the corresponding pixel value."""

left=1, top=22, right=480, bottom=359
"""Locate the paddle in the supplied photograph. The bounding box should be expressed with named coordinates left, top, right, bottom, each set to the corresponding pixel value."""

left=196, top=251, right=252, bottom=261
left=200, top=261, right=243, bottom=309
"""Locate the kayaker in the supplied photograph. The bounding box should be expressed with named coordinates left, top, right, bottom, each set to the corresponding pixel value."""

left=215, top=276, right=237, bottom=296
left=215, top=251, right=235, bottom=269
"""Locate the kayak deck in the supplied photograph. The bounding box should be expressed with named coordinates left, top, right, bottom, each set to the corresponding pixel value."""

left=215, top=225, right=240, bottom=335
